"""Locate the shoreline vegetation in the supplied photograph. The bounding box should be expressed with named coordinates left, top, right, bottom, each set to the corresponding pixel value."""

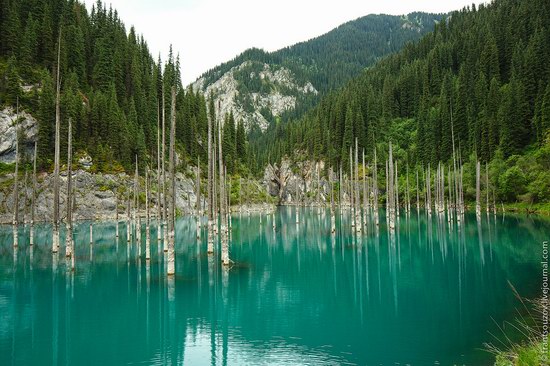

left=490, top=297, right=549, bottom=366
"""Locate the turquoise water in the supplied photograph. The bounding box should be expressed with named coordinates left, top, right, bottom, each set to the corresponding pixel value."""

left=0, top=208, right=547, bottom=365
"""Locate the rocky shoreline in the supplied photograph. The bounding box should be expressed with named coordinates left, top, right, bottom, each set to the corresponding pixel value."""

left=0, top=169, right=275, bottom=225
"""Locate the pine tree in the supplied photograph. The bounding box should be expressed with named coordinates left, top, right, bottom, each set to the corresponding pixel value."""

left=236, top=119, right=247, bottom=164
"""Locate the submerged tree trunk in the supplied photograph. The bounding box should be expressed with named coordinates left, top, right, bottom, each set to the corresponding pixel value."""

left=162, top=88, right=168, bottom=251
left=354, top=139, right=361, bottom=233
left=207, top=109, right=214, bottom=253
left=167, top=86, right=176, bottom=276
left=30, top=141, right=37, bottom=245
left=157, top=103, right=162, bottom=241
left=373, top=148, right=379, bottom=225
left=485, top=163, right=490, bottom=214
left=65, top=118, right=73, bottom=259
left=196, top=156, right=201, bottom=239
left=145, top=167, right=151, bottom=260
left=52, top=35, right=62, bottom=253
left=12, top=99, right=20, bottom=247
left=388, top=143, right=395, bottom=229
left=330, top=167, right=336, bottom=234
left=218, top=104, right=229, bottom=266
left=134, top=156, right=141, bottom=247
left=476, top=160, right=481, bottom=218
left=416, top=168, right=420, bottom=214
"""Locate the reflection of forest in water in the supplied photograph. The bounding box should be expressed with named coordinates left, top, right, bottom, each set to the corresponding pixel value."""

left=0, top=208, right=546, bottom=365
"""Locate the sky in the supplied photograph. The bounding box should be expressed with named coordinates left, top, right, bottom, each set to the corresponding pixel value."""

left=82, top=0, right=488, bottom=85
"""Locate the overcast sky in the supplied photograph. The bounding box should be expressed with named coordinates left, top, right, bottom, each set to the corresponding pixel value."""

left=82, top=0, right=488, bottom=85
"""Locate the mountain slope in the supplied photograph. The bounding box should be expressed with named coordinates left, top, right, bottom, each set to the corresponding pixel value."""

left=192, top=12, right=443, bottom=132
left=254, top=0, right=550, bottom=204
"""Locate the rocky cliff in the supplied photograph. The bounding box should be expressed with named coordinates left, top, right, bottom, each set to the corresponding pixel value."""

left=192, top=61, right=317, bottom=132
left=263, top=157, right=331, bottom=206
left=0, top=107, right=38, bottom=163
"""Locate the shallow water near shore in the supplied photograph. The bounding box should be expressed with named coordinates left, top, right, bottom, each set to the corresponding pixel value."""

left=0, top=208, right=546, bottom=365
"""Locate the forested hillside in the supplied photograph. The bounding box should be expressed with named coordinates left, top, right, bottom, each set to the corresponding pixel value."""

left=193, top=12, right=443, bottom=132
left=254, top=0, right=550, bottom=204
left=0, top=0, right=250, bottom=174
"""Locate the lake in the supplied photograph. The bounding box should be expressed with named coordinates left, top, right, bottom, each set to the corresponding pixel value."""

left=0, top=208, right=546, bottom=365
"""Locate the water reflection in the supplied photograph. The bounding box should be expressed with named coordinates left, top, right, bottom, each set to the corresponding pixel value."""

left=0, top=209, right=547, bottom=365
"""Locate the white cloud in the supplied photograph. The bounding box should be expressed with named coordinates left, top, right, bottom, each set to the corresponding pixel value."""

left=82, top=0, right=488, bottom=85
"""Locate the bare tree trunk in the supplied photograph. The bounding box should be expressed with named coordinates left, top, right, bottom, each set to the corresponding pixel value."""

left=167, top=86, right=176, bottom=276
left=416, top=168, right=420, bottom=214
left=316, top=163, right=320, bottom=210
left=52, top=35, right=61, bottom=253
left=207, top=107, right=214, bottom=254
left=485, top=163, right=489, bottom=214
left=23, top=170, right=28, bottom=224
left=373, top=148, right=379, bottom=225
left=354, top=139, right=361, bottom=232
left=157, top=103, right=162, bottom=241
left=218, top=107, right=229, bottom=266
left=30, top=141, right=37, bottom=245
left=127, top=195, right=131, bottom=242
left=162, top=87, right=168, bottom=251
left=330, top=167, right=336, bottom=234
left=362, top=150, right=367, bottom=227
left=349, top=146, right=354, bottom=228
left=476, top=160, right=481, bottom=219
left=134, top=156, right=140, bottom=247
left=12, top=99, right=20, bottom=247
left=196, top=156, right=201, bottom=239
left=388, top=143, right=395, bottom=229
left=447, top=164, right=453, bottom=223
left=146, top=167, right=151, bottom=260
left=395, top=160, right=399, bottom=220
left=339, top=164, right=343, bottom=212
left=426, top=165, right=432, bottom=216
left=115, top=193, right=119, bottom=238
left=65, top=118, right=73, bottom=259
left=295, top=176, right=299, bottom=224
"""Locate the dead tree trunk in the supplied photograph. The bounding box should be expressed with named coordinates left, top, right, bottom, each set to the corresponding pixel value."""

left=476, top=160, right=481, bottom=218
left=146, top=167, right=151, bottom=260
left=52, top=35, right=61, bottom=253
left=162, top=87, right=168, bottom=251
left=354, top=139, right=361, bottom=232
left=416, top=168, right=420, bottom=214
left=373, top=148, right=379, bottom=225
left=157, top=103, right=162, bottom=241
left=12, top=100, right=20, bottom=245
left=65, top=118, right=73, bottom=259
left=330, top=167, right=336, bottom=234
left=218, top=107, right=229, bottom=266
left=167, top=86, right=176, bottom=276
left=134, top=156, right=140, bottom=246
left=30, top=141, right=37, bottom=245
left=388, top=143, right=395, bottom=229
left=207, top=105, right=214, bottom=253
left=196, top=156, right=201, bottom=239
left=485, top=163, right=490, bottom=214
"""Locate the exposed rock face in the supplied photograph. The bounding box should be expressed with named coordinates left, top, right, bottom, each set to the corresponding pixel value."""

left=0, top=167, right=274, bottom=223
left=0, top=169, right=201, bottom=224
left=0, top=107, right=38, bottom=163
left=263, top=157, right=328, bottom=205
left=192, top=61, right=317, bottom=132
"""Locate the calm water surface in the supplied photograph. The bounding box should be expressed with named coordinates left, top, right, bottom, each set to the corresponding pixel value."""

left=0, top=208, right=547, bottom=365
